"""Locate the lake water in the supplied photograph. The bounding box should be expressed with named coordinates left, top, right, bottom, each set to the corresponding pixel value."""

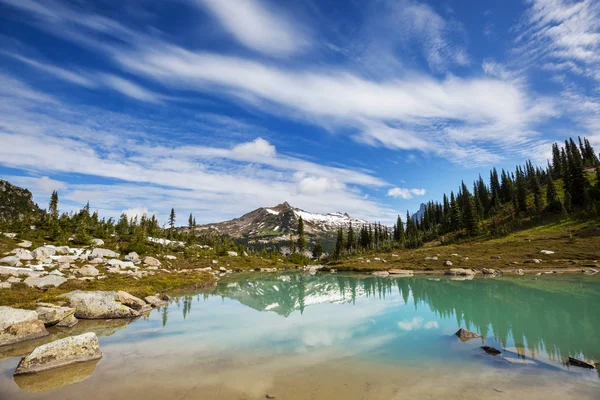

left=1, top=273, right=599, bottom=399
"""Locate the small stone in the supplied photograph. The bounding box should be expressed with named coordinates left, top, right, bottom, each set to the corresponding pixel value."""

left=75, top=265, right=100, bottom=276
left=164, top=255, right=177, bottom=260
left=444, top=260, right=453, bottom=267
left=490, top=256, right=501, bottom=260
left=91, top=238, right=104, bottom=246
left=17, top=240, right=32, bottom=248
left=540, top=250, right=555, bottom=255
left=445, top=268, right=475, bottom=276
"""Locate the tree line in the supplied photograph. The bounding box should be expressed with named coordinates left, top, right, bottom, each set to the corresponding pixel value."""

left=332, top=137, right=600, bottom=258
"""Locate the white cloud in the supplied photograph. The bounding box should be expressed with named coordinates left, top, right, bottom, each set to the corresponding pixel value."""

left=397, top=317, right=439, bottom=331
left=387, top=188, right=426, bottom=200
left=122, top=207, right=155, bottom=220
left=34, top=176, right=66, bottom=194
left=231, top=137, right=276, bottom=159
left=6, top=53, right=97, bottom=88
left=194, top=0, right=308, bottom=56
left=101, top=74, right=160, bottom=103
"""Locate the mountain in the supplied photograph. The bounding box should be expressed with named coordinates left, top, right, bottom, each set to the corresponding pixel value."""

left=411, top=203, right=427, bottom=222
left=194, top=202, right=369, bottom=243
left=0, top=180, right=41, bottom=223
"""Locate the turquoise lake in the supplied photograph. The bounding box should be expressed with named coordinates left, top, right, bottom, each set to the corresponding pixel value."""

left=0, top=273, right=599, bottom=399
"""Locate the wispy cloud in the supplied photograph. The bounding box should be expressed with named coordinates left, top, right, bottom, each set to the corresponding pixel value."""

left=194, top=0, right=309, bottom=56
left=387, top=188, right=426, bottom=200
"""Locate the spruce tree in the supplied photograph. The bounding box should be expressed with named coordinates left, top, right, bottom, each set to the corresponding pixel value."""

left=334, top=228, right=344, bottom=258
left=515, top=169, right=528, bottom=213
left=49, top=190, right=59, bottom=219
left=545, top=173, right=562, bottom=213
left=296, top=216, right=305, bottom=252
left=346, top=222, right=355, bottom=252
left=169, top=208, right=176, bottom=230
left=533, top=173, right=544, bottom=215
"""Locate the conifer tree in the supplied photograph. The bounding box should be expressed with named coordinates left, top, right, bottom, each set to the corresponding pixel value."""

left=532, top=173, right=544, bottom=215
left=49, top=190, right=59, bottom=219
left=515, top=168, right=528, bottom=213
left=169, top=208, right=176, bottom=230
left=346, top=222, right=355, bottom=252
left=545, top=173, right=562, bottom=214
left=188, top=213, right=193, bottom=229
left=297, top=216, right=305, bottom=252
left=334, top=228, right=344, bottom=258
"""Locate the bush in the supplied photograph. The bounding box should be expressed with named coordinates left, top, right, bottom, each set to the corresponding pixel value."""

left=286, top=252, right=311, bottom=265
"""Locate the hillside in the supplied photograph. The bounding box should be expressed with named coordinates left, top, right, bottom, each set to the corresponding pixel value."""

left=0, top=179, right=41, bottom=224
left=193, top=201, right=369, bottom=244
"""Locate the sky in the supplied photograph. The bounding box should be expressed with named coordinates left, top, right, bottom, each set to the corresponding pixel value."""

left=0, top=0, right=599, bottom=226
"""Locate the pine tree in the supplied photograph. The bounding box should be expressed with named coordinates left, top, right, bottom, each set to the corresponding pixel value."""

left=188, top=213, right=193, bottom=229
left=296, top=216, right=305, bottom=252
left=551, top=143, right=562, bottom=178
left=532, top=173, right=544, bottom=215
left=346, top=222, right=355, bottom=252
left=449, top=192, right=462, bottom=231
left=334, top=228, right=344, bottom=258
left=169, top=208, right=176, bottom=229
left=312, top=242, right=323, bottom=259
left=49, top=190, right=59, bottom=219
left=545, top=173, right=563, bottom=214
left=515, top=168, right=528, bottom=213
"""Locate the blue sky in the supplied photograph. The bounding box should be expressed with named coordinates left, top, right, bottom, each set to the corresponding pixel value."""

left=0, top=0, right=599, bottom=225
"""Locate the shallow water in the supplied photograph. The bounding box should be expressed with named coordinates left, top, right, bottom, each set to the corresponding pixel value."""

left=1, top=273, right=599, bottom=399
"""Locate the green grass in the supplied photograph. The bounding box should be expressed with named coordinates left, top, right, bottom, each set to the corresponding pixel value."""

left=0, top=271, right=216, bottom=309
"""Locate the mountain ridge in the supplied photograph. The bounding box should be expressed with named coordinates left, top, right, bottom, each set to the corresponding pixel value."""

left=193, top=201, right=370, bottom=243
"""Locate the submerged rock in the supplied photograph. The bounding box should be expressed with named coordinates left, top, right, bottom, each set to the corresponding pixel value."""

left=481, top=346, right=502, bottom=355
left=14, top=359, right=98, bottom=392
left=14, top=332, right=102, bottom=375
left=60, top=291, right=140, bottom=319
left=0, top=307, right=49, bottom=346
left=568, top=357, right=595, bottom=369
left=455, top=328, right=481, bottom=342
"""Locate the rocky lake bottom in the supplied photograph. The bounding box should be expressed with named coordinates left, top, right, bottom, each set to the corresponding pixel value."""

left=0, top=273, right=599, bottom=399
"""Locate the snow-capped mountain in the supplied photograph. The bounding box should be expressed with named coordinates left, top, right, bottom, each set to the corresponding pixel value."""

left=194, top=202, right=369, bottom=242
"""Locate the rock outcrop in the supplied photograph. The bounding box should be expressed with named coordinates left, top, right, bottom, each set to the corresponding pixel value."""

left=0, top=307, right=49, bottom=346
left=14, top=332, right=102, bottom=375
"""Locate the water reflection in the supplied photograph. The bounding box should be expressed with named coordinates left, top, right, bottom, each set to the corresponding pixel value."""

left=192, top=273, right=600, bottom=365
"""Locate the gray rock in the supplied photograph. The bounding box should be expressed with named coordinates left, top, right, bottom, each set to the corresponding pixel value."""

left=490, top=255, right=501, bottom=260
left=524, top=259, right=541, bottom=264
left=75, top=265, right=100, bottom=277
left=24, top=275, right=67, bottom=289
left=372, top=271, right=390, bottom=277
left=91, top=238, right=104, bottom=246
left=35, top=305, right=76, bottom=326
left=14, top=332, right=102, bottom=375
left=0, top=306, right=49, bottom=346
left=53, top=246, right=71, bottom=255
left=455, top=328, right=481, bottom=342
left=90, top=248, right=119, bottom=259
left=116, top=291, right=147, bottom=311
left=482, top=268, right=498, bottom=275
left=56, top=314, right=78, bottom=328
left=0, top=256, right=22, bottom=267
left=144, top=295, right=167, bottom=307
left=164, top=255, right=177, bottom=260
left=17, top=240, right=32, bottom=248
left=540, top=250, right=555, bottom=255
left=0, top=266, right=41, bottom=277
left=32, top=247, right=56, bottom=261
left=50, top=269, right=65, bottom=276
left=56, top=256, right=77, bottom=263
left=124, top=252, right=139, bottom=262
left=11, top=248, right=33, bottom=261
left=444, top=260, right=453, bottom=267
left=7, top=276, right=21, bottom=283
left=0, top=282, right=11, bottom=289
left=444, top=268, right=476, bottom=276
left=227, top=251, right=238, bottom=257
left=141, top=256, right=161, bottom=267
left=60, top=291, right=140, bottom=319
